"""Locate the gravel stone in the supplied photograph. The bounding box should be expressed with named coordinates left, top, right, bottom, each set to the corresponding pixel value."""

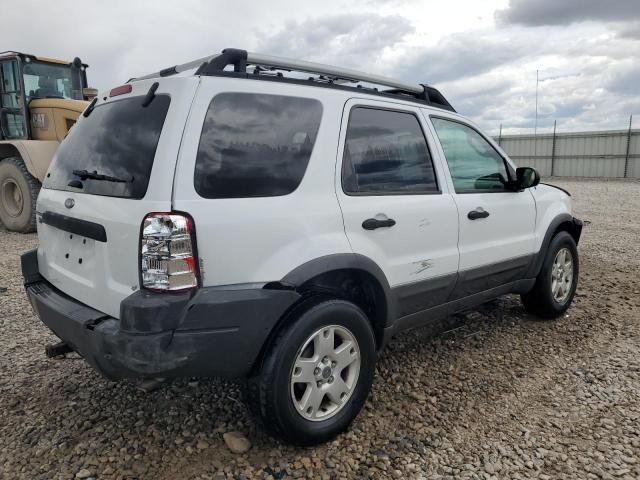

left=1, top=178, right=639, bottom=479
left=75, top=468, right=93, bottom=479
left=223, top=431, right=252, bottom=454
left=196, top=439, right=209, bottom=450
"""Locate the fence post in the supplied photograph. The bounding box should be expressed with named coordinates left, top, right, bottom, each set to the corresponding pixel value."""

left=624, top=115, right=632, bottom=178
left=498, top=124, right=502, bottom=146
left=550, top=120, right=557, bottom=177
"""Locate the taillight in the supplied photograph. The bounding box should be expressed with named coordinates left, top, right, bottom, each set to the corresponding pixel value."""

left=140, top=213, right=199, bottom=291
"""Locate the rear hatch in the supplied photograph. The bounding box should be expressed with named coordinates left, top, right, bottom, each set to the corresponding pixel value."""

left=36, top=77, right=199, bottom=318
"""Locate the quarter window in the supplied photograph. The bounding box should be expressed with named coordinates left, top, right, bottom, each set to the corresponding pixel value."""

left=431, top=117, right=509, bottom=193
left=194, top=93, right=323, bottom=199
left=342, top=107, right=438, bottom=195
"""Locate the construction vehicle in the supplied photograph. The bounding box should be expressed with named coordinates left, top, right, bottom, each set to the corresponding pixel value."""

left=0, top=51, right=96, bottom=232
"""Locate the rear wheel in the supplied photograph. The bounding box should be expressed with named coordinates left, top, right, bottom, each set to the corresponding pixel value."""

left=246, top=298, right=376, bottom=445
left=521, top=231, right=579, bottom=318
left=0, top=157, right=40, bottom=233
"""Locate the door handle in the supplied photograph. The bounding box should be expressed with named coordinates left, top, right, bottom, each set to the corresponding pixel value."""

left=467, top=208, right=490, bottom=220
left=362, top=217, right=396, bottom=230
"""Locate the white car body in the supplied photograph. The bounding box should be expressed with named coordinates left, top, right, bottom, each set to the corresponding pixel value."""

left=24, top=50, right=581, bottom=385
left=36, top=76, right=573, bottom=319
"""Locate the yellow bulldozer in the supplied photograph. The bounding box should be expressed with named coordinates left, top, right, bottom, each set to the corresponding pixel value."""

left=0, top=51, right=96, bottom=232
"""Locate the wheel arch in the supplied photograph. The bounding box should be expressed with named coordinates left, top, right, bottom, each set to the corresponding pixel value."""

left=250, top=254, right=394, bottom=375
left=527, top=213, right=583, bottom=278
left=280, top=253, right=394, bottom=341
left=0, top=143, right=23, bottom=167
left=0, top=140, right=58, bottom=181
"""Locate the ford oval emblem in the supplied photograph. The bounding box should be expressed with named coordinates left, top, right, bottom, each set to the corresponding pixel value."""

left=64, top=198, right=75, bottom=209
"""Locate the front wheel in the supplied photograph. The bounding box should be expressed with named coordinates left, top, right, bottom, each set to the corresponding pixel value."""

left=521, top=231, right=579, bottom=319
left=246, top=298, right=377, bottom=445
left=0, top=157, right=40, bottom=233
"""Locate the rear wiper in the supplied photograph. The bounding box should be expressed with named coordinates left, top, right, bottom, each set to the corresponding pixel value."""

left=141, top=82, right=159, bottom=107
left=83, top=97, right=97, bottom=117
left=72, top=169, right=133, bottom=183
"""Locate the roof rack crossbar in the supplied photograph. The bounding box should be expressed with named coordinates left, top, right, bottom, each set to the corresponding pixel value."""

left=133, top=55, right=218, bottom=81
left=129, top=48, right=455, bottom=112
left=245, top=52, right=422, bottom=94
left=132, top=48, right=423, bottom=94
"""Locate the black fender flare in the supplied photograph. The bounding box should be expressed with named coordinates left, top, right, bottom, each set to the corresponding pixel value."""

left=279, top=253, right=395, bottom=325
left=526, top=214, right=583, bottom=278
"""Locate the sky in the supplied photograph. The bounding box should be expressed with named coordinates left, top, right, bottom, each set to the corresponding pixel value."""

left=5, top=0, right=639, bottom=134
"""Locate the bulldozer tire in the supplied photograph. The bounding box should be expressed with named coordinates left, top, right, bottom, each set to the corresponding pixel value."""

left=0, top=157, right=40, bottom=233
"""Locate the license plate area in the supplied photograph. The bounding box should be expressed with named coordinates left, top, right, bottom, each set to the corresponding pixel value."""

left=42, top=223, right=98, bottom=287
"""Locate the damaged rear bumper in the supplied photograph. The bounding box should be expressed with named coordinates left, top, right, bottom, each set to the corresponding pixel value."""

left=21, top=249, right=299, bottom=380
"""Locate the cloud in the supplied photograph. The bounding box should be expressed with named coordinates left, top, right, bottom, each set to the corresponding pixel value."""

left=606, top=63, right=640, bottom=96
left=256, top=14, right=414, bottom=67
left=617, top=22, right=640, bottom=40
left=496, top=0, right=640, bottom=27
left=1, top=0, right=637, bottom=136
left=252, top=14, right=639, bottom=134
left=397, top=34, right=532, bottom=84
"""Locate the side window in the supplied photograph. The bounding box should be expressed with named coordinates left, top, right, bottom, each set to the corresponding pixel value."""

left=342, top=107, right=438, bottom=195
left=431, top=117, right=509, bottom=193
left=194, top=93, right=323, bottom=199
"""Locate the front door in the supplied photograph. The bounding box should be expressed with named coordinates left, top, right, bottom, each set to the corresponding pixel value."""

left=336, top=99, right=459, bottom=317
left=429, top=116, right=536, bottom=298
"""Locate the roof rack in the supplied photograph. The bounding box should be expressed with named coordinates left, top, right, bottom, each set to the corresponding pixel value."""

left=0, top=51, right=22, bottom=58
left=132, top=48, right=455, bottom=111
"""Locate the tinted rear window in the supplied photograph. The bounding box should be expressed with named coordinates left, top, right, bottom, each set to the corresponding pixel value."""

left=43, top=95, right=170, bottom=199
left=194, top=93, right=322, bottom=199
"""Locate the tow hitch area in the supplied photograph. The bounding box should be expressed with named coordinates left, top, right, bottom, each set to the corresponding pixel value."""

left=45, top=341, right=73, bottom=358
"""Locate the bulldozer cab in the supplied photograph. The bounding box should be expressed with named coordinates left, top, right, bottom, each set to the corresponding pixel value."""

left=0, top=52, right=93, bottom=233
left=0, top=52, right=89, bottom=140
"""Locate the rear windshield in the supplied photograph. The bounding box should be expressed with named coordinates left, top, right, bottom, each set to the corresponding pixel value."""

left=194, top=93, right=322, bottom=199
left=43, top=95, right=171, bottom=199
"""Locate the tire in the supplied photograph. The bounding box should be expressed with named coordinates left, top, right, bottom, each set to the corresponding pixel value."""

left=521, top=231, right=579, bottom=319
left=246, top=297, right=377, bottom=445
left=0, top=157, right=40, bottom=233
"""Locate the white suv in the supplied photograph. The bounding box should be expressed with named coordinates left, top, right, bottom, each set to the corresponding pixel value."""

left=22, top=48, right=582, bottom=445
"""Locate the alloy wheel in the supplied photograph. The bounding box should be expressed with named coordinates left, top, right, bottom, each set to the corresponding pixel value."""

left=551, top=247, right=574, bottom=303
left=290, top=325, right=361, bottom=421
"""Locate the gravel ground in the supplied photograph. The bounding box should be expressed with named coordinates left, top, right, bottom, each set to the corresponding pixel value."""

left=1, top=178, right=639, bottom=480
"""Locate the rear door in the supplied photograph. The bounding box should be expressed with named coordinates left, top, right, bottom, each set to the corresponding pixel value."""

left=336, top=99, right=459, bottom=317
left=171, top=76, right=348, bottom=287
left=36, top=77, right=199, bottom=318
left=428, top=115, right=536, bottom=297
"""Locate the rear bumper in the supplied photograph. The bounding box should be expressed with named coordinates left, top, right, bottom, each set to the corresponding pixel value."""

left=21, top=249, right=300, bottom=380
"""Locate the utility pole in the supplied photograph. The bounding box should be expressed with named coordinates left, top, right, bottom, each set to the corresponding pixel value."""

left=551, top=120, right=557, bottom=177
left=534, top=69, right=539, bottom=159
left=498, top=124, right=502, bottom=146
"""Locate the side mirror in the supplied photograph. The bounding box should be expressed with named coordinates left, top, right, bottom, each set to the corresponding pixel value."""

left=515, top=167, right=540, bottom=190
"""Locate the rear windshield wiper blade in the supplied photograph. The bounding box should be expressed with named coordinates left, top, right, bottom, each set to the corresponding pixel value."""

left=83, top=97, right=97, bottom=117
left=72, top=169, right=133, bottom=183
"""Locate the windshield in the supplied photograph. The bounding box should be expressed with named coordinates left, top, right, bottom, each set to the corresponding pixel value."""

left=22, top=61, right=73, bottom=102
left=43, top=95, right=171, bottom=199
